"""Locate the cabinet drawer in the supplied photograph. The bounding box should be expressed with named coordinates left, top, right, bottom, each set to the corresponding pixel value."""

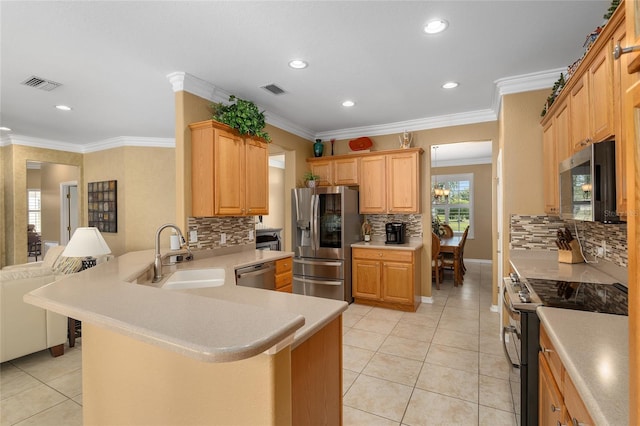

left=276, top=283, right=293, bottom=293
left=540, top=324, right=563, bottom=387
left=352, top=248, right=413, bottom=263
left=275, top=257, right=292, bottom=274
left=275, top=272, right=292, bottom=289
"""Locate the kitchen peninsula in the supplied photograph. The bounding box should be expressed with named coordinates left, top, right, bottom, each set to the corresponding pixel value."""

left=24, top=248, right=347, bottom=425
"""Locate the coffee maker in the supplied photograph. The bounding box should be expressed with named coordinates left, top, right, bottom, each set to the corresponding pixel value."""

left=385, top=222, right=406, bottom=244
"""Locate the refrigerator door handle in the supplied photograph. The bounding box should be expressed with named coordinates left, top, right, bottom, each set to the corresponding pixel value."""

left=294, top=259, right=343, bottom=267
left=311, top=194, right=319, bottom=251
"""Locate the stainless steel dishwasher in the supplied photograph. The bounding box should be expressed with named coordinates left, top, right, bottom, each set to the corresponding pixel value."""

left=235, top=261, right=276, bottom=290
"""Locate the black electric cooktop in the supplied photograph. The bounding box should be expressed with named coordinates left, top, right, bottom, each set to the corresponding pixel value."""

left=524, top=278, right=628, bottom=316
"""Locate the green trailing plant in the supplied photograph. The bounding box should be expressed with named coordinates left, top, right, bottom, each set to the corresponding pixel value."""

left=541, top=73, right=566, bottom=117
left=303, top=171, right=321, bottom=182
left=210, top=95, right=271, bottom=142
left=604, top=0, right=620, bottom=20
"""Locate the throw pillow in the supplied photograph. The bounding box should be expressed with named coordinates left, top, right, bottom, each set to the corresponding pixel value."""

left=52, top=256, right=83, bottom=275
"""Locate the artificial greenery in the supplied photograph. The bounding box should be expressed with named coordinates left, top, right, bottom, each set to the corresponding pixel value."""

left=604, top=0, right=620, bottom=20
left=210, top=95, right=271, bottom=142
left=303, top=171, right=321, bottom=182
left=541, top=73, right=566, bottom=117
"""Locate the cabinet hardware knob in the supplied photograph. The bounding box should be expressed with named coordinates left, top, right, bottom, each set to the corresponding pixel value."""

left=614, top=43, right=640, bottom=60
left=542, top=347, right=554, bottom=353
left=551, top=404, right=560, bottom=412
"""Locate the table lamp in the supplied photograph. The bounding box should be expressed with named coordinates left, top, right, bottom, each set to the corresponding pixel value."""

left=62, top=227, right=111, bottom=270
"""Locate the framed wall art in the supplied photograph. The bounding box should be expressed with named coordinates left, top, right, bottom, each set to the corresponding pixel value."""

left=88, top=180, right=117, bottom=233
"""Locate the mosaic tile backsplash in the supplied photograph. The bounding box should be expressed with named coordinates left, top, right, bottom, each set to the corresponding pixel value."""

left=188, top=216, right=255, bottom=250
left=366, top=214, right=423, bottom=239
left=510, top=214, right=628, bottom=268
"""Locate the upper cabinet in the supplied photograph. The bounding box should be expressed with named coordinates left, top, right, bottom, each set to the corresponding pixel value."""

left=307, top=148, right=422, bottom=214
left=541, top=4, right=627, bottom=216
left=308, top=157, right=359, bottom=186
left=190, top=120, right=269, bottom=217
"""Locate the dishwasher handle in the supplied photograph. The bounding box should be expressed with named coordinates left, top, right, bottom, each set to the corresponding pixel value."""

left=236, top=262, right=275, bottom=279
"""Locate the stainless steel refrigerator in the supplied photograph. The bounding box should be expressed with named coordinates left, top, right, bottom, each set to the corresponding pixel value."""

left=291, top=186, right=361, bottom=302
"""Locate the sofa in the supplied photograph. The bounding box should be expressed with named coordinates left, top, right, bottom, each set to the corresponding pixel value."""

left=0, top=246, right=82, bottom=363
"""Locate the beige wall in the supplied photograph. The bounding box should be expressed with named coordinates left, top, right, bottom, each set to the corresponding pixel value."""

left=26, top=168, right=41, bottom=189
left=84, top=146, right=176, bottom=256
left=264, top=166, right=285, bottom=230
left=1, top=144, right=83, bottom=266
left=40, top=162, right=80, bottom=244
left=432, top=163, right=492, bottom=260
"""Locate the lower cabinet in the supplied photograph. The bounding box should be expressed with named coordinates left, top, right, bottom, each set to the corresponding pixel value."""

left=352, top=247, right=421, bottom=312
left=539, top=323, right=595, bottom=426
left=275, top=257, right=293, bottom=293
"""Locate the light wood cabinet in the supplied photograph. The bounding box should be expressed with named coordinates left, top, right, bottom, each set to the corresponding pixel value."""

left=569, top=74, right=591, bottom=152
left=190, top=120, right=268, bottom=217
left=539, top=323, right=595, bottom=426
left=352, top=247, right=421, bottom=312
left=275, top=256, right=293, bottom=293
left=359, top=149, right=421, bottom=214
left=308, top=157, right=359, bottom=186
left=589, top=41, right=615, bottom=142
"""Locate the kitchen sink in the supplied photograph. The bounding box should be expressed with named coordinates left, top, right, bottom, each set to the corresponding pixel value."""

left=162, top=268, right=226, bottom=290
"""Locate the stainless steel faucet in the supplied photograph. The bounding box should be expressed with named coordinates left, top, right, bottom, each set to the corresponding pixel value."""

left=153, top=223, right=192, bottom=283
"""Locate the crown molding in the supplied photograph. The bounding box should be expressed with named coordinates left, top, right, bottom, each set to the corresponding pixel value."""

left=434, top=156, right=493, bottom=167
left=167, top=72, right=315, bottom=140
left=315, top=109, right=497, bottom=141
left=491, top=67, right=561, bottom=115
left=4, top=134, right=174, bottom=153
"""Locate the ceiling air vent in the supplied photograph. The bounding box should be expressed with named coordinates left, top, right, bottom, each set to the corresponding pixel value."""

left=261, top=84, right=285, bottom=95
left=21, top=75, right=62, bottom=91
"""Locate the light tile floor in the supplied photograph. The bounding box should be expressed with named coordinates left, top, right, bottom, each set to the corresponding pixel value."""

left=343, top=262, right=519, bottom=425
left=0, top=262, right=515, bottom=426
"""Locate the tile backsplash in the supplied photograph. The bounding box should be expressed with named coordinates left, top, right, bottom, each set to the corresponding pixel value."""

left=188, top=216, right=255, bottom=250
left=365, top=214, right=423, bottom=239
left=510, top=214, right=628, bottom=268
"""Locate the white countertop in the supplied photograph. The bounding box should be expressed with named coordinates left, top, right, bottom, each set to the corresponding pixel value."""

left=25, top=248, right=347, bottom=363
left=537, top=307, right=628, bottom=426
left=509, top=250, right=624, bottom=284
left=351, top=240, right=423, bottom=251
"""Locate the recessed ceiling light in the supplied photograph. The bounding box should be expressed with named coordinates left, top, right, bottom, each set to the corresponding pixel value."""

left=55, top=105, right=72, bottom=111
left=0, top=126, right=11, bottom=131
left=442, top=81, right=459, bottom=89
left=288, top=60, right=308, bottom=69
left=342, top=100, right=355, bottom=107
left=424, top=19, right=448, bottom=34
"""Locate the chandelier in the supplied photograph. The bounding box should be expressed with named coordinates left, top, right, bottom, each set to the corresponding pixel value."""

left=432, top=146, right=450, bottom=201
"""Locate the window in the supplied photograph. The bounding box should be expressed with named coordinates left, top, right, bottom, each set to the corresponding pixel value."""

left=27, top=189, right=41, bottom=232
left=431, top=173, right=474, bottom=238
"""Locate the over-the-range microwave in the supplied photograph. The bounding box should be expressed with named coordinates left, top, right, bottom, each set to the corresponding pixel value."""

left=558, top=140, right=619, bottom=223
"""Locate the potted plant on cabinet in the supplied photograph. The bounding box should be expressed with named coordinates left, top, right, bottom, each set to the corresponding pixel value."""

left=210, top=95, right=271, bottom=142
left=304, top=171, right=321, bottom=188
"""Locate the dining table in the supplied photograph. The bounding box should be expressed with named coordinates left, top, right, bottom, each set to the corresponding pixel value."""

left=439, top=235, right=464, bottom=286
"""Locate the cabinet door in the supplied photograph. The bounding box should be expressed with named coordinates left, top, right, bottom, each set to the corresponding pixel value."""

left=214, top=130, right=245, bottom=215
left=310, top=161, right=333, bottom=186
left=542, top=120, right=559, bottom=215
left=564, top=370, right=595, bottom=426
left=352, top=259, right=381, bottom=300
left=333, top=158, right=359, bottom=186
left=570, top=74, right=591, bottom=153
left=387, top=151, right=420, bottom=213
left=554, top=100, right=571, bottom=163
left=381, top=261, right=413, bottom=304
left=245, top=139, right=269, bottom=215
left=191, top=125, right=216, bottom=217
left=589, top=40, right=615, bottom=142
left=359, top=155, right=387, bottom=214
left=538, top=353, right=565, bottom=426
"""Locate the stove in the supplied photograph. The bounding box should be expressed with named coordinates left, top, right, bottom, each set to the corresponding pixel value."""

left=524, top=278, right=628, bottom=315
left=501, top=274, right=628, bottom=425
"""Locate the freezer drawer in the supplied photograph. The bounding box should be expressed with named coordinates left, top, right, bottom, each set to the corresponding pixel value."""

left=293, top=276, right=344, bottom=301
left=293, top=258, right=344, bottom=280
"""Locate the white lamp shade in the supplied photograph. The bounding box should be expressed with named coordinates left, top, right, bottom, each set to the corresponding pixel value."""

left=62, top=227, right=111, bottom=257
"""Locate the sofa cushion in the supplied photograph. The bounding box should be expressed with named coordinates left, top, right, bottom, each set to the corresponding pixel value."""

left=0, top=267, right=54, bottom=282
left=51, top=256, right=83, bottom=275
left=42, top=245, right=66, bottom=269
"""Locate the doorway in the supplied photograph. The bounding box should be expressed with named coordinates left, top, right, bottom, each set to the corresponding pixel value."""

left=60, top=182, right=79, bottom=245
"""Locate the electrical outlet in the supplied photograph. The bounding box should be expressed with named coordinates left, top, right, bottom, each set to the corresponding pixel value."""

left=596, top=247, right=605, bottom=257
left=189, top=230, right=198, bottom=243
left=220, top=233, right=226, bottom=244
left=249, top=230, right=254, bottom=241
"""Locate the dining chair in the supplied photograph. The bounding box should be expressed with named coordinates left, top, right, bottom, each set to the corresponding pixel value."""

left=440, top=223, right=454, bottom=238
left=459, top=226, right=469, bottom=275
left=431, top=232, right=443, bottom=290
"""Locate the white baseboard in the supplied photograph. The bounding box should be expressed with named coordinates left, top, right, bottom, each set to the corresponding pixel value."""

left=489, top=304, right=499, bottom=312
left=421, top=296, right=434, bottom=304
left=464, top=258, right=492, bottom=264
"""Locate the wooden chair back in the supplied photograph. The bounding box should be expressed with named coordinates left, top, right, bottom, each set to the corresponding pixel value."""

left=440, top=223, right=454, bottom=238
left=431, top=232, right=442, bottom=290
